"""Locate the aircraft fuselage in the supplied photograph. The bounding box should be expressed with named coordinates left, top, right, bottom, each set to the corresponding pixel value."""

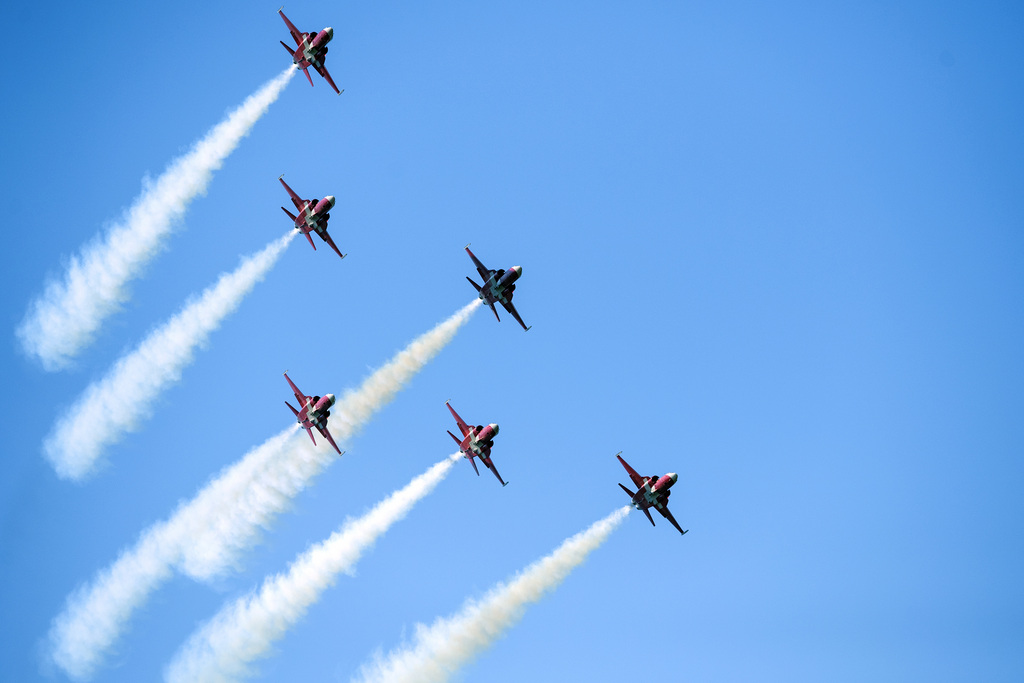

left=292, top=28, right=333, bottom=69
left=478, top=266, right=521, bottom=306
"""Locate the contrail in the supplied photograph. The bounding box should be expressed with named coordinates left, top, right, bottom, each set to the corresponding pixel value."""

left=353, top=506, right=631, bottom=683
left=17, top=67, right=296, bottom=371
left=48, top=301, right=480, bottom=681
left=43, top=231, right=297, bottom=481
left=166, top=454, right=462, bottom=683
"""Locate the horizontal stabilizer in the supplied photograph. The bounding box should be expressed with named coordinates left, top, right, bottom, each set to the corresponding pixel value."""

left=279, top=40, right=296, bottom=57
left=465, top=276, right=482, bottom=293
left=285, top=400, right=300, bottom=417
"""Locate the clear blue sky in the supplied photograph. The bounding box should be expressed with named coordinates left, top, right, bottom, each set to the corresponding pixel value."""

left=2, top=1, right=1023, bottom=680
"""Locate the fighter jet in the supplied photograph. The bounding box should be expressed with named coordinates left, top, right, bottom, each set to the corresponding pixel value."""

left=284, top=372, right=343, bottom=455
left=616, top=452, right=687, bottom=535
left=278, top=8, right=343, bottom=94
left=463, top=245, right=530, bottom=331
left=446, top=401, right=507, bottom=486
left=279, top=175, right=346, bottom=259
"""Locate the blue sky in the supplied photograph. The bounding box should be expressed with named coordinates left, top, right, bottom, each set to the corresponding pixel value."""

left=3, top=1, right=1023, bottom=681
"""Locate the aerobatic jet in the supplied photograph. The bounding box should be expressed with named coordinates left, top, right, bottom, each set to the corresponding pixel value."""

left=616, top=453, right=687, bottom=535
left=284, top=372, right=343, bottom=455
left=446, top=401, right=507, bottom=486
left=279, top=175, right=345, bottom=259
left=278, top=8, right=342, bottom=94
left=463, top=245, right=531, bottom=331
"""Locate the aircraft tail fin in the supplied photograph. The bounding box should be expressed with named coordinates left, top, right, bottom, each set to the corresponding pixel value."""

left=618, top=482, right=637, bottom=499
left=465, top=276, right=482, bottom=293
left=305, top=231, right=317, bottom=250
left=279, top=41, right=296, bottom=58
left=447, top=430, right=463, bottom=447
left=466, top=454, right=480, bottom=476
left=285, top=400, right=300, bottom=417
left=302, top=67, right=314, bottom=87
left=642, top=508, right=656, bottom=527
left=281, top=206, right=298, bottom=221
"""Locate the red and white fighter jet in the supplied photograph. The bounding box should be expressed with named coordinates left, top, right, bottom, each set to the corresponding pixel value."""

left=279, top=175, right=345, bottom=259
left=617, top=452, right=687, bottom=535
left=278, top=8, right=342, bottom=94
left=284, top=372, right=343, bottom=455
left=446, top=401, right=507, bottom=486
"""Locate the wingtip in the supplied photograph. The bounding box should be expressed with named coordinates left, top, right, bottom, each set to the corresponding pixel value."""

left=279, top=173, right=285, bottom=180
left=464, top=243, right=471, bottom=250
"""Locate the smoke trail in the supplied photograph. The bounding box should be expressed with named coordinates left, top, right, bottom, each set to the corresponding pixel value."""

left=354, top=507, right=631, bottom=683
left=43, top=231, right=297, bottom=481
left=17, top=67, right=296, bottom=371
left=48, top=301, right=479, bottom=680
left=179, top=299, right=481, bottom=580
left=49, top=427, right=298, bottom=682
left=166, top=454, right=461, bottom=683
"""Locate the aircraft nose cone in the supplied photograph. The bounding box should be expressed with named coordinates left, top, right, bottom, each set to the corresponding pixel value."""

left=325, top=27, right=334, bottom=39
left=512, top=266, right=522, bottom=275
left=324, top=195, right=336, bottom=208
left=489, top=423, right=499, bottom=435
left=668, top=473, right=678, bottom=483
left=326, top=394, right=336, bottom=406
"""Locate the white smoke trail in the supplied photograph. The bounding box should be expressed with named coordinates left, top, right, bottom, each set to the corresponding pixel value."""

left=166, top=454, right=462, bottom=683
left=49, top=427, right=298, bottom=682
left=179, top=299, right=481, bottom=580
left=48, top=301, right=479, bottom=681
left=354, top=506, right=631, bottom=683
left=17, top=67, right=296, bottom=371
left=43, top=231, right=297, bottom=481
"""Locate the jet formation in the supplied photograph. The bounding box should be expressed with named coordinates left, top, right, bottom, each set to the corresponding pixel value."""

left=272, top=11, right=687, bottom=532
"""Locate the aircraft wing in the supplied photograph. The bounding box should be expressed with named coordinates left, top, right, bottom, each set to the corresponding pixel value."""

left=446, top=402, right=471, bottom=437
left=315, top=64, right=342, bottom=94
left=657, top=505, right=688, bottom=536
left=320, top=229, right=346, bottom=259
left=484, top=457, right=508, bottom=487
left=464, top=246, right=493, bottom=282
left=283, top=372, right=307, bottom=405
left=279, top=176, right=305, bottom=211
left=500, top=299, right=531, bottom=331
left=278, top=9, right=304, bottom=46
left=318, top=423, right=343, bottom=455
left=616, top=453, right=647, bottom=490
